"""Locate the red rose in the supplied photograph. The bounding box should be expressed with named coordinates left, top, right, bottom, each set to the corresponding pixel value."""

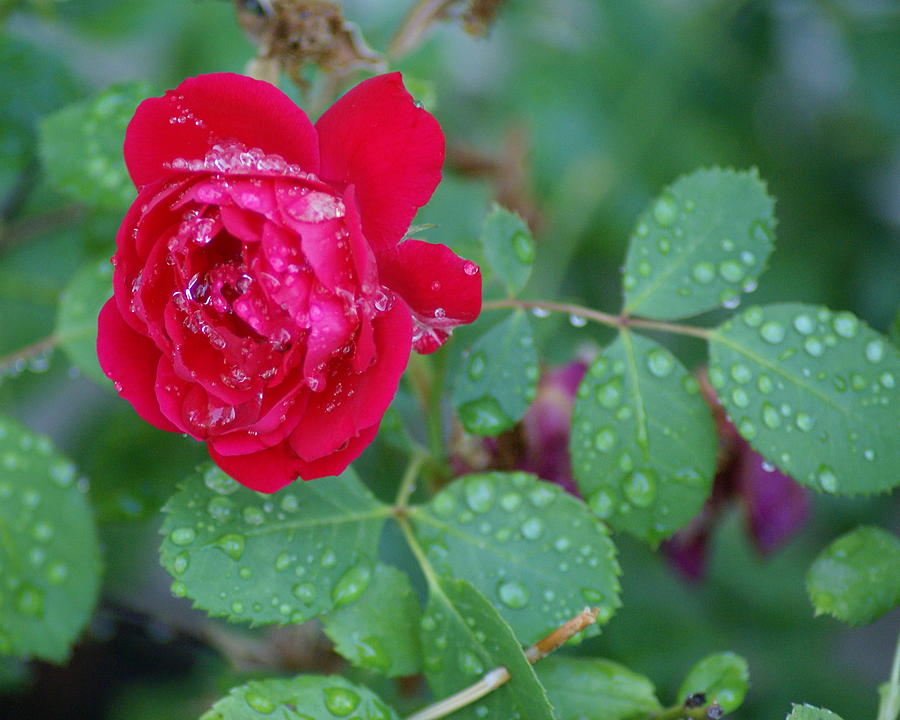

left=97, top=72, right=481, bottom=492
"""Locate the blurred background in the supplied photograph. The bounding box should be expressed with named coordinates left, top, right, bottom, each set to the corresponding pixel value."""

left=0, top=0, right=897, bottom=718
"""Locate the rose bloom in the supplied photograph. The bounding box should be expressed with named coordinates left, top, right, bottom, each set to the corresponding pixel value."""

left=97, top=73, right=481, bottom=492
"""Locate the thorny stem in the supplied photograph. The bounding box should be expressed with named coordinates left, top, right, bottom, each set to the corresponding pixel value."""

left=388, top=0, right=456, bottom=61
left=878, top=625, right=900, bottom=720
left=0, top=334, right=59, bottom=376
left=404, top=606, right=601, bottom=720
left=482, top=298, right=712, bottom=340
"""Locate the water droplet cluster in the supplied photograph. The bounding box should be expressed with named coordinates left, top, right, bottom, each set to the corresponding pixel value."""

left=709, top=304, right=898, bottom=495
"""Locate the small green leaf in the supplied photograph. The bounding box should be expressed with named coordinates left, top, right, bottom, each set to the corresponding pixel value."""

left=55, top=256, right=113, bottom=386
left=708, top=304, right=900, bottom=495
left=622, top=167, right=775, bottom=320
left=786, top=704, right=845, bottom=720
left=323, top=564, right=423, bottom=677
left=570, top=331, right=717, bottom=543
left=0, top=417, right=101, bottom=662
left=39, top=82, right=150, bottom=210
left=677, top=652, right=749, bottom=713
left=806, top=526, right=900, bottom=626
left=535, top=656, right=662, bottom=720
left=410, top=472, right=620, bottom=645
left=419, top=578, right=554, bottom=720
left=453, top=310, right=539, bottom=436
left=160, top=465, right=389, bottom=625
left=199, top=675, right=399, bottom=720
left=481, top=204, right=534, bottom=295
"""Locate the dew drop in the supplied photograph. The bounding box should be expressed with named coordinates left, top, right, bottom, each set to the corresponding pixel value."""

left=759, top=321, right=785, bottom=344
left=323, top=687, right=361, bottom=717
left=16, top=585, right=44, bottom=617
left=719, top=260, right=745, bottom=283
left=172, top=552, right=190, bottom=575
left=803, top=337, right=824, bottom=357
left=652, top=194, right=678, bottom=227
left=292, top=582, right=316, bottom=605
left=569, top=313, right=588, bottom=327
left=762, top=403, right=781, bottom=429
left=497, top=580, right=529, bottom=609
left=795, top=413, right=814, bottom=431
left=331, top=565, right=372, bottom=607
left=594, top=427, right=616, bottom=453
left=646, top=348, right=674, bottom=377
left=623, top=469, right=656, bottom=507
left=169, top=527, right=196, bottom=546
left=458, top=396, right=511, bottom=435
left=596, top=377, right=623, bottom=408
left=692, top=262, right=715, bottom=285
left=817, top=465, right=838, bottom=493
left=865, top=340, right=885, bottom=364
left=464, top=477, right=494, bottom=513
left=521, top=517, right=544, bottom=540
left=458, top=649, right=484, bottom=676
left=588, top=489, right=614, bottom=519
left=511, top=231, right=535, bottom=264
left=528, top=485, right=555, bottom=508
left=730, top=364, right=752, bottom=384
left=206, top=496, right=234, bottom=522
left=832, top=312, right=858, bottom=338
left=467, top=351, right=486, bottom=381
left=213, top=533, right=246, bottom=560
left=244, top=691, right=276, bottom=714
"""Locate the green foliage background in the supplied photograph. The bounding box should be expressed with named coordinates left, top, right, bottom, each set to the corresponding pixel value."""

left=0, top=0, right=897, bottom=718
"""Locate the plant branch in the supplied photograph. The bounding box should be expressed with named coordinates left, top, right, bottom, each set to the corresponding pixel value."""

left=0, top=334, right=59, bottom=377
left=388, top=0, right=456, bottom=61
left=652, top=702, right=723, bottom=720
left=404, top=605, right=602, bottom=720
left=394, top=449, right=428, bottom=509
left=878, top=625, right=900, bottom=720
left=481, top=298, right=711, bottom=340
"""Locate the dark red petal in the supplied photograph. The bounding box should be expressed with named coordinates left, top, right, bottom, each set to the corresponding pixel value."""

left=125, top=73, right=319, bottom=188
left=315, top=73, right=443, bottom=251
left=97, top=299, right=177, bottom=432
left=290, top=302, right=412, bottom=461
left=208, top=423, right=378, bottom=492
left=377, top=239, right=481, bottom=353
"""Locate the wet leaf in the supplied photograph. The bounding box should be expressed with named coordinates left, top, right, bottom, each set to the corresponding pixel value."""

left=806, top=525, right=900, bottom=626
left=570, top=331, right=717, bottom=543
left=786, top=705, right=845, bottom=720
left=410, top=471, right=620, bottom=645
left=453, top=310, right=539, bottom=436
left=419, top=578, right=553, bottom=720
left=708, top=304, right=900, bottom=495
left=481, top=204, right=534, bottom=296
left=323, top=564, right=422, bottom=677
left=199, top=674, right=399, bottom=720
left=160, top=465, right=388, bottom=625
left=622, top=167, right=775, bottom=320
left=0, top=417, right=100, bottom=662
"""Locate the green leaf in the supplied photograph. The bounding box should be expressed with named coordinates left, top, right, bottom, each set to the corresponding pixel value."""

left=199, top=675, right=399, bottom=720
left=806, top=526, right=900, bottom=626
left=677, top=652, right=749, bottom=713
left=535, top=656, right=662, bottom=720
left=570, top=330, right=717, bottom=543
left=453, top=310, right=539, bottom=436
left=160, top=465, right=389, bottom=625
left=323, top=564, right=423, bottom=677
left=39, top=82, right=150, bottom=210
left=410, top=471, right=620, bottom=645
left=481, top=204, right=534, bottom=296
left=622, top=167, right=775, bottom=320
left=419, top=578, right=554, bottom=720
left=786, top=704, right=845, bottom=720
left=0, top=417, right=100, bottom=662
left=708, top=304, right=900, bottom=495
left=55, top=256, right=113, bottom=386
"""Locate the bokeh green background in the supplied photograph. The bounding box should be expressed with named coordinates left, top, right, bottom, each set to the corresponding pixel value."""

left=0, top=0, right=897, bottom=718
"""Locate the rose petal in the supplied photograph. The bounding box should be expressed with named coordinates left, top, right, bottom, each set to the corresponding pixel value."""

left=377, top=239, right=481, bottom=353
left=97, top=299, right=177, bottom=432
left=125, top=73, right=319, bottom=188
left=208, top=423, right=378, bottom=492
left=290, top=302, right=412, bottom=460
left=315, top=73, right=443, bottom=251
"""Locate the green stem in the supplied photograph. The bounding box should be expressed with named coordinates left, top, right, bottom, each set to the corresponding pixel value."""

left=878, top=625, right=900, bottom=720
left=394, top=450, right=428, bottom=509
left=0, top=334, right=59, bottom=376
left=481, top=298, right=711, bottom=340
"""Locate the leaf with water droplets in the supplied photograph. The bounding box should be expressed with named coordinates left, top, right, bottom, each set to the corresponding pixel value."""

left=55, top=257, right=114, bottom=387
left=199, top=674, right=399, bottom=720
left=160, top=465, right=388, bottom=625
left=621, top=167, right=775, bottom=320
left=535, top=656, right=662, bottom=720
left=453, top=310, right=539, bottom=436
left=786, top=705, right=845, bottom=720
left=419, top=578, right=554, bottom=720
left=481, top=203, right=534, bottom=296
left=805, top=525, right=900, bottom=626
left=38, top=82, right=153, bottom=210
left=708, top=304, right=900, bottom=495
left=411, top=472, right=620, bottom=645
left=677, top=652, right=749, bottom=713
left=0, top=417, right=100, bottom=662
left=570, top=331, right=717, bottom=544
left=323, top=564, right=423, bottom=677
